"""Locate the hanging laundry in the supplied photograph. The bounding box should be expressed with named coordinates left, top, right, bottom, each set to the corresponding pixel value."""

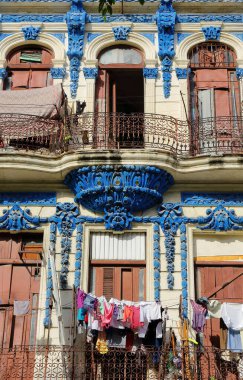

left=221, top=303, right=243, bottom=330
left=96, top=331, right=109, bottom=354
left=208, top=300, right=222, bottom=318
left=190, top=300, right=207, bottom=333
left=83, top=294, right=97, bottom=311
left=13, top=300, right=29, bottom=316
left=131, top=306, right=142, bottom=330
left=150, top=302, right=162, bottom=320
left=122, top=305, right=133, bottom=327
left=101, top=301, right=114, bottom=327
left=77, top=289, right=86, bottom=309
left=227, top=329, right=243, bottom=353
left=107, top=327, right=126, bottom=348
left=138, top=303, right=152, bottom=338
left=77, top=307, right=87, bottom=322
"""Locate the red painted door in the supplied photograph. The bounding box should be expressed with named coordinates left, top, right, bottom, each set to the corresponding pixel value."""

left=195, top=263, right=243, bottom=380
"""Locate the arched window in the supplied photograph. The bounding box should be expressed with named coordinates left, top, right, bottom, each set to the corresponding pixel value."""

left=95, top=45, right=144, bottom=114
left=4, top=45, right=53, bottom=90
left=188, top=42, right=240, bottom=122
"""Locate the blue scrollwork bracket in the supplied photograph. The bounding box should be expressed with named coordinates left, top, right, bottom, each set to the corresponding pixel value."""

left=156, top=0, right=176, bottom=98
left=176, top=68, right=191, bottom=80
left=66, top=0, right=87, bottom=98
left=83, top=67, right=98, bottom=79
left=50, top=68, right=66, bottom=79
left=202, top=26, right=221, bottom=41
left=0, top=203, right=47, bottom=231
left=143, top=68, right=158, bottom=79
left=22, top=26, right=41, bottom=40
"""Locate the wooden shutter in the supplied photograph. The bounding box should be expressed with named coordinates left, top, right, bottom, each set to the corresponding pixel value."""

left=103, top=268, right=114, bottom=301
left=0, top=265, right=12, bottom=304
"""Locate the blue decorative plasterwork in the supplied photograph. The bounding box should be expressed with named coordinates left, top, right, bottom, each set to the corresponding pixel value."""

left=87, top=33, right=101, bottom=43
left=65, top=165, right=174, bottom=212
left=180, top=223, right=188, bottom=318
left=176, top=68, right=191, bottom=80
left=158, top=203, right=183, bottom=290
left=0, top=14, right=65, bottom=22
left=0, top=192, right=56, bottom=205
left=112, top=26, right=131, bottom=41
left=50, top=68, right=66, bottom=79
left=177, top=33, right=191, bottom=44
left=197, top=205, right=243, bottom=232
left=202, top=26, right=221, bottom=41
left=50, top=33, right=65, bottom=43
left=0, top=203, right=47, bottom=231
left=50, top=203, right=79, bottom=288
left=143, top=68, right=158, bottom=79
left=22, top=25, right=41, bottom=40
left=0, top=33, right=12, bottom=41
left=88, top=14, right=155, bottom=23
left=43, top=257, right=53, bottom=328
left=141, top=33, right=155, bottom=44
left=177, top=14, right=242, bottom=23
left=181, top=192, right=243, bottom=206
left=0, top=68, right=7, bottom=79
left=236, top=68, right=243, bottom=79
left=83, top=67, right=98, bottom=79
left=156, top=0, right=176, bottom=98
left=153, top=223, right=161, bottom=301
left=66, top=0, right=87, bottom=98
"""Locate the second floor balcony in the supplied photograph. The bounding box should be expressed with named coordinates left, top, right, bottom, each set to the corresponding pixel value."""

left=1, top=112, right=243, bottom=159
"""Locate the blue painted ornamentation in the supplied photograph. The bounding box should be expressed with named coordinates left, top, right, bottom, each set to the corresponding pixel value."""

left=197, top=205, right=243, bottom=232
left=112, top=26, right=131, bottom=41
left=180, top=223, right=188, bottom=318
left=22, top=26, right=41, bottom=40
left=74, top=222, right=83, bottom=288
left=83, top=67, right=98, bottom=79
left=50, top=68, right=66, bottom=79
left=156, top=0, right=176, bottom=98
left=104, top=204, right=133, bottom=231
left=181, top=192, right=243, bottom=206
left=236, top=68, right=243, bottom=79
left=177, top=15, right=242, bottom=23
left=158, top=203, right=183, bottom=289
left=176, top=68, right=191, bottom=79
left=0, top=68, right=7, bottom=79
left=143, top=68, right=158, bottom=79
left=0, top=203, right=47, bottom=231
left=153, top=223, right=161, bottom=301
left=66, top=0, right=87, bottom=98
left=43, top=257, right=53, bottom=328
left=0, top=192, right=56, bottom=206
left=202, top=26, right=221, bottom=41
left=64, top=165, right=174, bottom=214
left=88, top=14, right=154, bottom=23
left=50, top=203, right=79, bottom=288
left=1, top=14, right=65, bottom=22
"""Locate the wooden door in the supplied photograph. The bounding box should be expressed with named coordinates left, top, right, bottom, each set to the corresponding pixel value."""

left=195, top=263, right=243, bottom=380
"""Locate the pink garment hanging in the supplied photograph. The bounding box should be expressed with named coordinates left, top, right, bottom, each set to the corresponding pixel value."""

left=131, top=306, right=142, bottom=330
left=77, top=289, right=86, bottom=309
left=101, top=302, right=114, bottom=327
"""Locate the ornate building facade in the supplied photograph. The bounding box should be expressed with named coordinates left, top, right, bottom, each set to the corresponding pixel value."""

left=0, top=0, right=243, bottom=378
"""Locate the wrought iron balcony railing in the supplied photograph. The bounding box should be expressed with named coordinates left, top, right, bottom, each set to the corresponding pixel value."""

left=0, top=112, right=243, bottom=158
left=0, top=344, right=242, bottom=379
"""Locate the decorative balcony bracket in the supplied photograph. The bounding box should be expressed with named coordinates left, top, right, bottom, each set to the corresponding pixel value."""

left=66, top=0, right=87, bottom=98
left=156, top=0, right=176, bottom=98
left=112, top=26, right=131, bottom=41
left=64, top=165, right=174, bottom=231
left=176, top=68, right=191, bottom=80
left=50, top=68, right=66, bottom=79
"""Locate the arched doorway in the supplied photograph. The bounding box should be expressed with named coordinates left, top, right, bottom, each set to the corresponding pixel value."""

left=95, top=45, right=144, bottom=114
left=94, top=45, right=144, bottom=148
left=188, top=42, right=242, bottom=154
left=3, top=45, right=53, bottom=90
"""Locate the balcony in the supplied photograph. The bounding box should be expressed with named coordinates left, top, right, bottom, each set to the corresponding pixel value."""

left=0, top=112, right=243, bottom=158
left=0, top=345, right=241, bottom=379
